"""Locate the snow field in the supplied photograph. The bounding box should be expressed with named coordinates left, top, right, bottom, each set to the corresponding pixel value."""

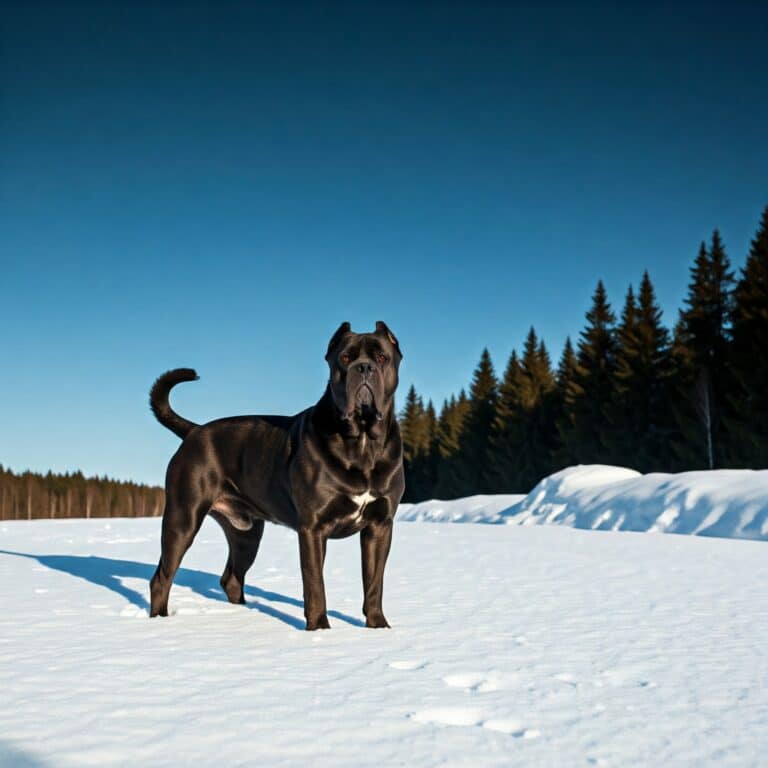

left=0, top=515, right=766, bottom=767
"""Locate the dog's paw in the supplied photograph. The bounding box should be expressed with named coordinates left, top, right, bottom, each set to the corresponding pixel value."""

left=365, top=613, right=391, bottom=629
left=305, top=614, right=331, bottom=631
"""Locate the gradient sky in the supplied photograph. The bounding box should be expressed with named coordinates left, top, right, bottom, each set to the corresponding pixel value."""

left=2, top=2, right=767, bottom=485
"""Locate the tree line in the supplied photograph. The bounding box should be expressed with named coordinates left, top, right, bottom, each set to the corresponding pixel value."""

left=0, top=465, right=164, bottom=521
left=400, top=205, right=768, bottom=502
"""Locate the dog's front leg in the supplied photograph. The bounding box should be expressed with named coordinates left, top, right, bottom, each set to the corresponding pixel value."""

left=360, top=518, right=393, bottom=628
left=298, top=527, right=330, bottom=630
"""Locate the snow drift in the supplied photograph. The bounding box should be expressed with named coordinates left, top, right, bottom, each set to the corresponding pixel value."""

left=395, top=493, right=525, bottom=524
left=399, top=464, right=768, bottom=541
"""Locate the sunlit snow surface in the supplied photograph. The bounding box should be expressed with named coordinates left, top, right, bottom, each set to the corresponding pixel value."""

left=1, top=510, right=767, bottom=767
left=400, top=465, right=768, bottom=541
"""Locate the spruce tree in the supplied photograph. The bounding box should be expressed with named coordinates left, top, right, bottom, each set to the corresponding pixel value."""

left=449, top=349, right=498, bottom=496
left=408, top=400, right=439, bottom=501
left=436, top=391, right=471, bottom=461
left=553, top=336, right=579, bottom=467
left=672, top=232, right=734, bottom=469
left=617, top=285, right=639, bottom=352
left=513, top=329, right=557, bottom=489
left=434, top=391, right=471, bottom=498
left=519, top=329, right=555, bottom=408
left=400, top=384, right=425, bottom=465
left=603, top=285, right=638, bottom=465
left=561, top=280, right=617, bottom=464
left=424, top=399, right=438, bottom=459
left=728, top=206, right=768, bottom=466
left=489, top=350, right=524, bottom=491
left=636, top=271, right=675, bottom=468
left=607, top=274, right=674, bottom=471
left=400, top=385, right=430, bottom=501
left=556, top=337, right=578, bottom=392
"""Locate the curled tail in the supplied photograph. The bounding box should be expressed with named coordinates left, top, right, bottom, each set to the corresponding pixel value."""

left=149, top=368, right=200, bottom=439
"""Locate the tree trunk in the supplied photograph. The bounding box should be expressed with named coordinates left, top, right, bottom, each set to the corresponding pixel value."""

left=695, top=368, right=715, bottom=470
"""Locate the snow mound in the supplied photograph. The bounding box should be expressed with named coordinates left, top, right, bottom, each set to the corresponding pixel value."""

left=397, top=493, right=524, bottom=523
left=400, top=465, right=768, bottom=541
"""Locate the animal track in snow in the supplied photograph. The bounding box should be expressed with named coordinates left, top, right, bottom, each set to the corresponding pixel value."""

left=443, top=672, right=498, bottom=692
left=600, top=668, right=656, bottom=689
left=409, top=708, right=540, bottom=738
left=483, top=719, right=541, bottom=738
left=410, top=707, right=484, bottom=727
left=388, top=660, right=426, bottom=671
left=409, top=669, right=539, bottom=737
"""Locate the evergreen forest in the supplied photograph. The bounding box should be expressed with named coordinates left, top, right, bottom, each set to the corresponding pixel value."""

left=400, top=207, right=768, bottom=501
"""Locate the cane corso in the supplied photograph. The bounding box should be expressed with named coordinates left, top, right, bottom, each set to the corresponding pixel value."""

left=148, top=321, right=404, bottom=630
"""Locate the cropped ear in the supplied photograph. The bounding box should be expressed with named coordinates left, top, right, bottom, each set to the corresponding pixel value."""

left=325, top=321, right=351, bottom=361
left=375, top=320, right=403, bottom=359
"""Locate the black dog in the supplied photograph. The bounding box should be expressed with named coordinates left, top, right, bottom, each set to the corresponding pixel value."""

left=148, top=321, right=404, bottom=630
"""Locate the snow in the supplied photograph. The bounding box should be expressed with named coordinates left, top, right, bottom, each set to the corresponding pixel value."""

left=1, top=513, right=767, bottom=767
left=399, top=465, right=768, bottom=541
left=397, top=493, right=525, bottom=524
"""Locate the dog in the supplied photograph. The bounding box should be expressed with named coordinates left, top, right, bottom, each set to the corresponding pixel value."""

left=148, top=321, right=404, bottom=630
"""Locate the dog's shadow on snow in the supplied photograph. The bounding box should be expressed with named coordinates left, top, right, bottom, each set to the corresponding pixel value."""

left=0, top=550, right=365, bottom=630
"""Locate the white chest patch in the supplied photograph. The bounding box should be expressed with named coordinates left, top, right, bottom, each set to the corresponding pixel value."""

left=350, top=490, right=377, bottom=513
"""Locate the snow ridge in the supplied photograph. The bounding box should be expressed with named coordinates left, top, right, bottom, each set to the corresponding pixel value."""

left=398, top=464, right=768, bottom=541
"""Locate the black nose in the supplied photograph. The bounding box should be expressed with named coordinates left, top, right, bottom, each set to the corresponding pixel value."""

left=356, top=362, right=374, bottom=376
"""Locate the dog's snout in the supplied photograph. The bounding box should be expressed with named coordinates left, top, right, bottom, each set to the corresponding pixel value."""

left=356, top=362, right=375, bottom=376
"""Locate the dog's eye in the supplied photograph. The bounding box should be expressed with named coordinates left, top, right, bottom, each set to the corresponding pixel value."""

left=340, top=353, right=351, bottom=366
left=376, top=353, right=388, bottom=365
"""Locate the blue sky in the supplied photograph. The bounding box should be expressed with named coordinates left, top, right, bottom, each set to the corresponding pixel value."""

left=2, top=2, right=767, bottom=485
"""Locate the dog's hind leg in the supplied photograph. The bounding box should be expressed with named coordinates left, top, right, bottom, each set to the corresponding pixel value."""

left=150, top=500, right=208, bottom=617
left=210, top=511, right=265, bottom=604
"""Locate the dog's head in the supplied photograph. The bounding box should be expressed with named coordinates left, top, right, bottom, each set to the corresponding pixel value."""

left=325, top=320, right=402, bottom=427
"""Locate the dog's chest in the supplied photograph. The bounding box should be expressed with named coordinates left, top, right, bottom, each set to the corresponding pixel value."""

left=326, top=489, right=378, bottom=536
left=347, top=489, right=377, bottom=525
left=350, top=490, right=377, bottom=512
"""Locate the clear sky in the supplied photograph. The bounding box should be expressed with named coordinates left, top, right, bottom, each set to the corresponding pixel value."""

left=2, top=2, right=767, bottom=485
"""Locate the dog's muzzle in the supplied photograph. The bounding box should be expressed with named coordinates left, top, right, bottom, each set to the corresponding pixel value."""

left=341, top=382, right=383, bottom=421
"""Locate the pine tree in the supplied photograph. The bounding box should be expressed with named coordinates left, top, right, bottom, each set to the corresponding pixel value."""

left=424, top=399, right=438, bottom=457
left=513, top=329, right=557, bottom=489
left=603, top=284, right=639, bottom=465
left=448, top=349, right=498, bottom=496
left=400, top=385, right=431, bottom=501
left=436, top=391, right=471, bottom=460
left=400, top=384, right=426, bottom=464
left=434, top=391, right=471, bottom=498
left=519, top=329, right=555, bottom=408
left=561, top=280, right=617, bottom=464
left=552, top=336, right=579, bottom=467
left=728, top=206, right=768, bottom=466
left=607, top=273, right=674, bottom=470
left=617, top=284, right=639, bottom=354
left=489, top=349, right=524, bottom=491
left=407, top=400, right=440, bottom=501
left=672, top=232, right=735, bottom=469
